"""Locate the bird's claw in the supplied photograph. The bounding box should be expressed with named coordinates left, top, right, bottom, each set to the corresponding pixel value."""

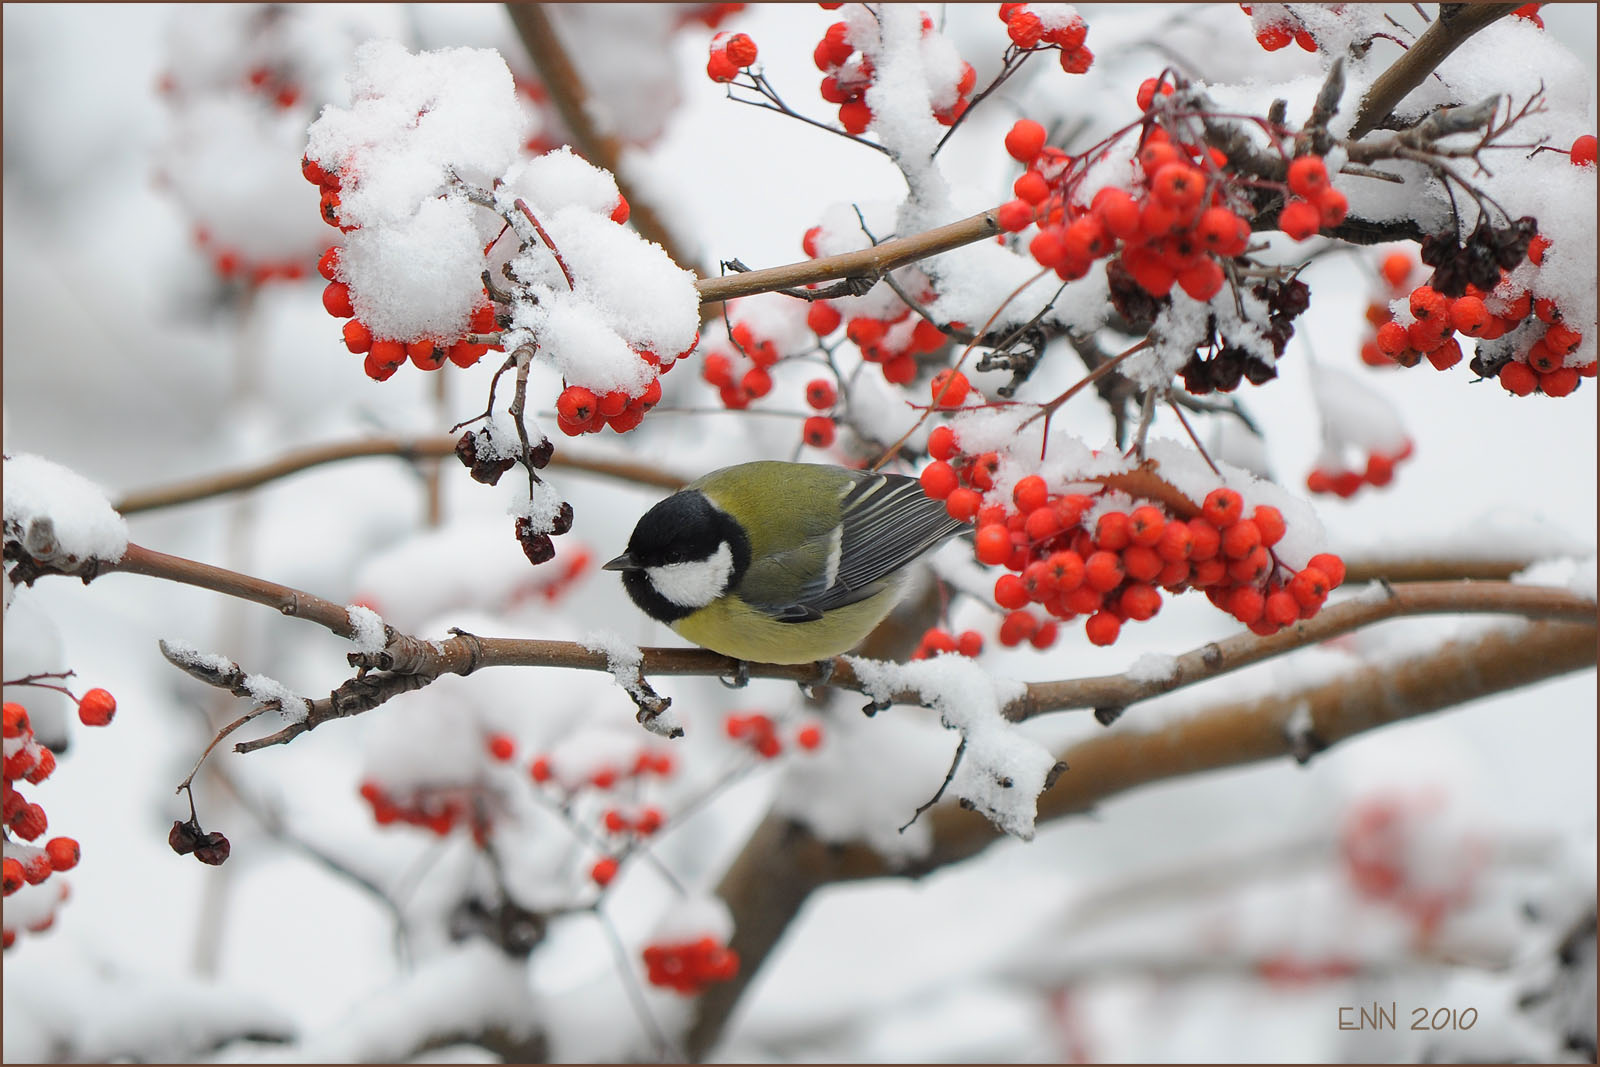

left=719, top=659, right=751, bottom=689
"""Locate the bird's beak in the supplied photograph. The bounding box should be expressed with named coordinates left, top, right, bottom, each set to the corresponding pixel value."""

left=603, top=552, right=639, bottom=572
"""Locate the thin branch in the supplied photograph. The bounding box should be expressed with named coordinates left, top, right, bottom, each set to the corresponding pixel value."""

left=1348, top=3, right=1520, bottom=140
left=112, top=436, right=689, bottom=515
left=695, top=208, right=1000, bottom=307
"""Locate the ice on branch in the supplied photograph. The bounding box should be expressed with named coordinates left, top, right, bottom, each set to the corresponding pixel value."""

left=846, top=655, right=1054, bottom=840
left=3, top=453, right=128, bottom=572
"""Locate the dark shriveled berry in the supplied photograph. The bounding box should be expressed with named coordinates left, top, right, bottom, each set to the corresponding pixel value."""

left=515, top=519, right=556, bottom=565
left=193, top=831, right=231, bottom=866
left=169, top=820, right=201, bottom=856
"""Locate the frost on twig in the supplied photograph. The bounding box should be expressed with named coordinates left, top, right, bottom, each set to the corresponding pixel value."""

left=846, top=655, right=1060, bottom=840
left=580, top=631, right=683, bottom=739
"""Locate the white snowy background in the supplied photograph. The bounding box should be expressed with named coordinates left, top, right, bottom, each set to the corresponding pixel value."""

left=3, top=3, right=1595, bottom=1062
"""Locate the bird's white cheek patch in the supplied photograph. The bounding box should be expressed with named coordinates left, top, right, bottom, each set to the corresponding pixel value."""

left=646, top=542, right=735, bottom=608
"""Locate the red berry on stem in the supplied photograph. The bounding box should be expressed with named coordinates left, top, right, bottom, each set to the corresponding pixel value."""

left=1004, top=119, right=1047, bottom=163
left=591, top=856, right=619, bottom=886
left=802, top=416, right=837, bottom=448
left=78, top=688, right=116, bottom=726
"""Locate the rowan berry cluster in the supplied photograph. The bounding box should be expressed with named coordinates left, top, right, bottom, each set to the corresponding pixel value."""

left=725, top=712, right=824, bottom=759
left=918, top=429, right=1345, bottom=646
left=798, top=265, right=954, bottom=386
left=358, top=779, right=495, bottom=845
left=998, top=4, right=1095, bottom=75
left=303, top=157, right=499, bottom=383
left=706, top=32, right=759, bottom=83
left=911, top=627, right=984, bottom=660
left=642, top=936, right=741, bottom=995
left=2, top=693, right=110, bottom=949
left=191, top=226, right=308, bottom=287
left=1340, top=793, right=1482, bottom=944
left=1239, top=4, right=1320, bottom=52
left=702, top=319, right=785, bottom=409
left=1370, top=220, right=1594, bottom=397
left=1306, top=439, right=1413, bottom=500
left=812, top=9, right=976, bottom=134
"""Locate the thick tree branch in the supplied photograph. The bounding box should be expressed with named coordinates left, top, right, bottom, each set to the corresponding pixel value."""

left=504, top=3, right=697, bottom=281
left=1348, top=3, right=1520, bottom=140
left=687, top=617, right=1594, bottom=1058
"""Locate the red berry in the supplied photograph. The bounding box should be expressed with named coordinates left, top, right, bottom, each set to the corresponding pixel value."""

left=1151, top=163, right=1205, bottom=211
left=1013, top=475, right=1049, bottom=513
left=1289, top=567, right=1331, bottom=608
left=1425, top=337, right=1462, bottom=371
left=1, top=858, right=22, bottom=895
left=529, top=756, right=553, bottom=783
left=341, top=319, right=373, bottom=354
left=1004, top=119, right=1048, bottom=163
left=724, top=33, right=758, bottom=67
left=11, top=801, right=47, bottom=841
left=930, top=369, right=970, bottom=407
left=1571, top=134, right=1597, bottom=167
left=1252, top=506, right=1286, bottom=547
left=997, top=199, right=1036, bottom=232
left=1196, top=207, right=1250, bottom=257
left=636, top=807, right=665, bottom=834
left=999, top=610, right=1037, bottom=647
left=1499, top=361, right=1538, bottom=396
left=2, top=703, right=27, bottom=739
left=706, top=50, right=739, bottom=83
left=927, top=424, right=958, bottom=460
left=1277, top=198, right=1321, bottom=240
left=945, top=487, right=982, bottom=522
left=24, top=748, right=55, bottom=784
left=1013, top=170, right=1050, bottom=205
left=78, top=688, right=116, bottom=726
left=802, top=416, right=837, bottom=448
left=557, top=385, right=598, bottom=423
left=806, top=302, right=842, bottom=336
left=45, top=836, right=80, bottom=872
left=920, top=460, right=960, bottom=501
left=957, top=630, right=984, bottom=657
left=994, top=572, right=1030, bottom=609
left=591, top=856, right=619, bottom=886
left=1315, top=187, right=1348, bottom=227
left=321, top=281, right=354, bottom=318
left=1095, top=511, right=1131, bottom=551
left=1202, top=488, right=1244, bottom=527
left=1119, top=583, right=1162, bottom=621
left=805, top=378, right=838, bottom=410
left=1287, top=156, right=1329, bottom=198
left=486, top=734, right=514, bottom=761
left=316, top=245, right=341, bottom=281
left=1084, top=550, right=1124, bottom=592
left=1227, top=586, right=1265, bottom=625
left=975, top=523, right=1012, bottom=566
left=796, top=725, right=824, bottom=750
left=1084, top=611, right=1121, bottom=646
left=1540, top=367, right=1580, bottom=397
left=839, top=100, right=872, bottom=134
left=610, top=196, right=631, bottom=224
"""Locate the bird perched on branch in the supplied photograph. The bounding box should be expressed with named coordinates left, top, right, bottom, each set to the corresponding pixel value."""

left=605, top=461, right=964, bottom=664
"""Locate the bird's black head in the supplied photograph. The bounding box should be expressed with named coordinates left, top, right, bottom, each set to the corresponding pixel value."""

left=605, top=490, right=751, bottom=623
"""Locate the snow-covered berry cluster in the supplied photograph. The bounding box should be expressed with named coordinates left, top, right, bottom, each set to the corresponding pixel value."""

left=1239, top=4, right=1321, bottom=52
left=302, top=43, right=701, bottom=428
left=812, top=7, right=977, bottom=134
left=998, top=3, right=1095, bottom=74
left=2, top=693, right=112, bottom=949
left=919, top=427, right=1346, bottom=646
left=1370, top=222, right=1595, bottom=396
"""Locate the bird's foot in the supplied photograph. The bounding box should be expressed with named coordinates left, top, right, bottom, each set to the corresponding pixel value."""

left=798, top=657, right=835, bottom=698
left=718, top=659, right=751, bottom=689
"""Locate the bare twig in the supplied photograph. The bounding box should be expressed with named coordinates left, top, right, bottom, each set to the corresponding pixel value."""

left=112, top=436, right=689, bottom=515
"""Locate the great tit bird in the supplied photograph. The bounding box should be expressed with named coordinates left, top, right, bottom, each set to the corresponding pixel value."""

left=604, top=461, right=966, bottom=664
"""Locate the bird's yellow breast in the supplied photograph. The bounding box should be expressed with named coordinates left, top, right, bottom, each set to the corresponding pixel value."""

left=670, top=585, right=903, bottom=663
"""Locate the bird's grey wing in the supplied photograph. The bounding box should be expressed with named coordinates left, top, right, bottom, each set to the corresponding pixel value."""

left=799, top=470, right=965, bottom=614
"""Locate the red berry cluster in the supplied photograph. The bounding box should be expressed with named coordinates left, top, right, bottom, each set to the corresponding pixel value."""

left=527, top=745, right=676, bottom=791
left=911, top=627, right=984, bottom=659
left=998, top=4, right=1095, bottom=74
left=1277, top=156, right=1349, bottom=242
left=802, top=376, right=840, bottom=450
left=1372, top=241, right=1593, bottom=397
left=3, top=698, right=101, bottom=948
left=813, top=13, right=976, bottom=134
left=681, top=3, right=746, bottom=30
left=600, top=805, right=667, bottom=838
left=1340, top=794, right=1481, bottom=944
left=642, top=936, right=740, bottom=994
left=831, top=301, right=951, bottom=386
left=190, top=225, right=308, bottom=287
left=725, top=712, right=824, bottom=758
left=706, top=31, right=758, bottom=82
left=919, top=430, right=1346, bottom=646
left=1306, top=439, right=1414, bottom=499
left=702, top=318, right=784, bottom=409
left=358, top=780, right=494, bottom=844
left=1239, top=4, right=1319, bottom=52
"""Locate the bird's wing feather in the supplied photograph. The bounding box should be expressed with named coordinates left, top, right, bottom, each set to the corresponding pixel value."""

left=797, top=471, right=964, bottom=615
